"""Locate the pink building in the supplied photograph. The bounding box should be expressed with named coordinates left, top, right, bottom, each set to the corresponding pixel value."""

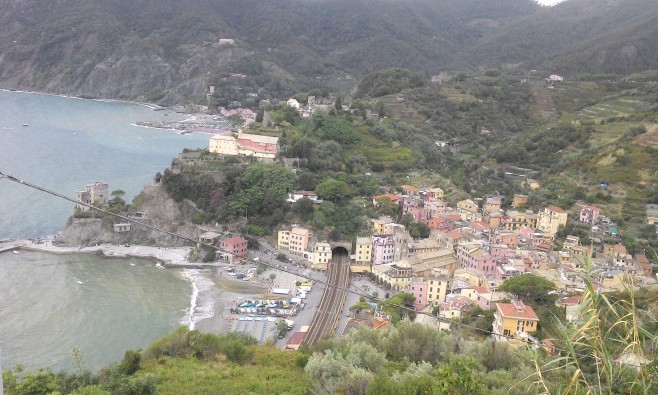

left=408, top=278, right=428, bottom=311
left=490, top=244, right=510, bottom=261
left=404, top=205, right=430, bottom=223
left=457, top=243, right=496, bottom=275
left=493, top=232, right=517, bottom=248
left=372, top=236, right=395, bottom=265
left=579, top=205, right=601, bottom=224
left=428, top=214, right=459, bottom=231
left=220, top=237, right=249, bottom=259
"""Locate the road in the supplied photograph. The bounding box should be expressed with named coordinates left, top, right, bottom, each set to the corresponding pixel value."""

left=303, top=251, right=350, bottom=345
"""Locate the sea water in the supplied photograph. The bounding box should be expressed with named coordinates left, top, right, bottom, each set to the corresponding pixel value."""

left=0, top=91, right=216, bottom=371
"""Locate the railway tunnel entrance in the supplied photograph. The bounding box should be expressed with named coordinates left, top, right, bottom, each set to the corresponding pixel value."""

left=329, top=241, right=351, bottom=263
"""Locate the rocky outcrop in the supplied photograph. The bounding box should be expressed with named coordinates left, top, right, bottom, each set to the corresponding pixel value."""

left=55, top=218, right=105, bottom=247
left=57, top=183, right=202, bottom=248
left=81, top=54, right=176, bottom=100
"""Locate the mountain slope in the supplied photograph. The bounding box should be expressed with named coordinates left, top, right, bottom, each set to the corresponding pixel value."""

left=1, top=0, right=657, bottom=103
left=0, top=0, right=539, bottom=103
left=463, top=0, right=658, bottom=75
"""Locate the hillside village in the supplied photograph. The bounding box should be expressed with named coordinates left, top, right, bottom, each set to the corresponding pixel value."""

left=270, top=181, right=657, bottom=345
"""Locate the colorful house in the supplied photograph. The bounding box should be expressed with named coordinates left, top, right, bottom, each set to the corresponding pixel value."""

left=220, top=236, right=248, bottom=259
left=537, top=206, right=568, bottom=238
left=493, top=300, right=539, bottom=342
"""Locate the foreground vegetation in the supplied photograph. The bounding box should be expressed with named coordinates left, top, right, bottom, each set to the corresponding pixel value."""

left=3, top=270, right=658, bottom=395
left=4, top=277, right=658, bottom=394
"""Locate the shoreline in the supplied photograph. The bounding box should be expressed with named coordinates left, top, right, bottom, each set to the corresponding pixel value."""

left=1, top=239, right=197, bottom=267
left=0, top=88, right=167, bottom=111
left=1, top=239, right=268, bottom=335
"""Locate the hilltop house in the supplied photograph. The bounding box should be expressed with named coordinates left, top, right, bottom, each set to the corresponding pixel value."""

left=493, top=300, right=539, bottom=342
left=579, top=205, right=601, bottom=224
left=75, top=182, right=109, bottom=211
left=209, top=132, right=279, bottom=161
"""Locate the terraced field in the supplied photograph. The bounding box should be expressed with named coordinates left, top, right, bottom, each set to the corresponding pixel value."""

left=571, top=97, right=647, bottom=122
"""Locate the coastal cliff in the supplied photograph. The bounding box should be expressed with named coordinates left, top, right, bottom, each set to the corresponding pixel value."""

left=56, top=183, right=201, bottom=247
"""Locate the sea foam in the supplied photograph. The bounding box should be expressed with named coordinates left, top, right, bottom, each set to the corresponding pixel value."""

left=181, top=269, right=215, bottom=330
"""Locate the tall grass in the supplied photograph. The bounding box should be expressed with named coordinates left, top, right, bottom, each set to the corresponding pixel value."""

left=530, top=259, right=656, bottom=394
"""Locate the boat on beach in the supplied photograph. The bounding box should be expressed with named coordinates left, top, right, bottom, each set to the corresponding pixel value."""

left=13, top=250, right=20, bottom=254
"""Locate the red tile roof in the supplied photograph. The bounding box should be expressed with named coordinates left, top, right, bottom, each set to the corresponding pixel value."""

left=547, top=206, right=565, bottom=213
left=374, top=193, right=401, bottom=202
left=496, top=301, right=539, bottom=321
left=559, top=296, right=582, bottom=305
left=222, top=237, right=248, bottom=245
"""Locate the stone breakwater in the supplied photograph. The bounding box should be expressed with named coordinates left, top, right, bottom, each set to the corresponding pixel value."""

left=0, top=239, right=204, bottom=268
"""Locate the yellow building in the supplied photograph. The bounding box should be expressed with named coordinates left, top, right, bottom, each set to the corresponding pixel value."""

left=289, top=227, right=310, bottom=257
left=503, top=210, right=538, bottom=232
left=355, top=237, right=372, bottom=263
left=351, top=236, right=372, bottom=273
left=512, top=194, right=529, bottom=208
left=493, top=300, right=539, bottom=342
left=524, top=179, right=540, bottom=190
left=209, top=132, right=279, bottom=160
left=277, top=230, right=291, bottom=250
left=371, top=216, right=395, bottom=235
left=457, top=199, right=478, bottom=213
left=311, top=242, right=332, bottom=270
left=209, top=134, right=238, bottom=155
left=377, top=261, right=413, bottom=291
left=426, top=187, right=444, bottom=200
left=426, top=275, right=450, bottom=307
left=537, top=206, right=568, bottom=238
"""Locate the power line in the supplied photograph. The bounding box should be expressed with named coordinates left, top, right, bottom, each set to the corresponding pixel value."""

left=0, top=170, right=609, bottom=356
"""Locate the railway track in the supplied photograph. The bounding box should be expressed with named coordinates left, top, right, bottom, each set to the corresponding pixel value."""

left=303, top=253, right=350, bottom=345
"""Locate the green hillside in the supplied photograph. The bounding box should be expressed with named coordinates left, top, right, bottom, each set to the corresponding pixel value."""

left=2, top=0, right=658, bottom=104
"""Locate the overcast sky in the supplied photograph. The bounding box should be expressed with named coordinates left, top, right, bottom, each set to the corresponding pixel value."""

left=536, top=0, right=567, bottom=5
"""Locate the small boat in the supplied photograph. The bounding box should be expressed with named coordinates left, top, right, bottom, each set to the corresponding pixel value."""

left=129, top=263, right=136, bottom=267
left=13, top=250, right=20, bottom=254
left=156, top=263, right=164, bottom=269
left=77, top=280, right=84, bottom=285
left=21, top=124, right=29, bottom=127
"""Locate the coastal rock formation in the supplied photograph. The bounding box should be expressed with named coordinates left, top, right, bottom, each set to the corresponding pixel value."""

left=57, top=183, right=201, bottom=248
left=56, top=218, right=104, bottom=247
left=126, top=184, right=201, bottom=246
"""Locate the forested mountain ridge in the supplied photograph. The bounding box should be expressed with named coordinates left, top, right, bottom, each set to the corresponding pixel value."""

left=0, top=0, right=657, bottom=104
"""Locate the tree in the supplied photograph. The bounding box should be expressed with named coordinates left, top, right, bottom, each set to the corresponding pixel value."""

left=334, top=96, right=342, bottom=111
left=277, top=320, right=289, bottom=332
left=435, top=357, right=484, bottom=395
left=379, top=292, right=416, bottom=323
left=293, top=197, right=315, bottom=222
left=312, top=112, right=360, bottom=145
left=375, top=196, right=400, bottom=217
left=228, top=163, right=295, bottom=218
left=109, top=189, right=126, bottom=207
left=498, top=274, right=556, bottom=307
left=315, top=178, right=352, bottom=202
